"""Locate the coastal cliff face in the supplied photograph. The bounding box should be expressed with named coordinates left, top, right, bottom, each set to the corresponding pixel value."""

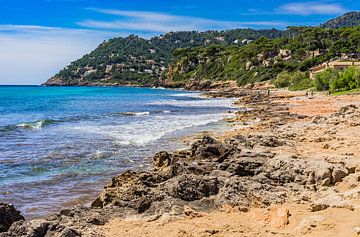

left=2, top=90, right=360, bottom=236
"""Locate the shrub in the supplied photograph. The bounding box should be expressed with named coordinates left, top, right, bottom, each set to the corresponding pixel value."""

left=329, top=67, right=360, bottom=92
left=272, top=71, right=312, bottom=90
left=314, top=69, right=337, bottom=91
left=289, top=72, right=312, bottom=91
left=272, top=71, right=292, bottom=88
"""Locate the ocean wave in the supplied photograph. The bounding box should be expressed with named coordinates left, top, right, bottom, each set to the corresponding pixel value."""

left=68, top=112, right=235, bottom=146
left=147, top=98, right=237, bottom=108
left=169, top=93, right=203, bottom=98
left=121, top=111, right=150, bottom=116
left=16, top=119, right=56, bottom=129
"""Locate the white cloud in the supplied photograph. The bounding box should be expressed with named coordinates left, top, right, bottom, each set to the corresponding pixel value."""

left=0, top=25, right=117, bottom=85
left=78, top=8, right=288, bottom=33
left=278, top=2, right=346, bottom=16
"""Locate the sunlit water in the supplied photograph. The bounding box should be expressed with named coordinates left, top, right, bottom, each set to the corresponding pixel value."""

left=0, top=86, right=237, bottom=218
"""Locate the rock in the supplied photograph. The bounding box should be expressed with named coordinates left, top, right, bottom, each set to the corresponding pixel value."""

left=183, top=205, right=206, bottom=218
left=171, top=175, right=219, bottom=201
left=310, top=194, right=354, bottom=212
left=226, top=156, right=265, bottom=176
left=153, top=151, right=172, bottom=171
left=339, top=104, right=357, bottom=114
left=4, top=219, right=49, bottom=237
left=0, top=203, right=24, bottom=232
left=295, top=215, right=326, bottom=234
left=269, top=207, right=290, bottom=229
left=191, top=136, right=226, bottom=160
left=332, top=167, right=349, bottom=183
left=354, top=226, right=360, bottom=235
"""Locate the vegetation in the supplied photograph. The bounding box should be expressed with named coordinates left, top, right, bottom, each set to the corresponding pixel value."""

left=45, top=12, right=360, bottom=92
left=169, top=26, right=360, bottom=88
left=272, top=71, right=312, bottom=91
left=49, top=29, right=285, bottom=85
left=315, top=67, right=360, bottom=93
left=321, top=12, right=360, bottom=29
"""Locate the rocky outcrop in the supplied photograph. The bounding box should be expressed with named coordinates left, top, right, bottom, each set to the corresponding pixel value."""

left=0, top=203, right=24, bottom=233
left=90, top=134, right=355, bottom=216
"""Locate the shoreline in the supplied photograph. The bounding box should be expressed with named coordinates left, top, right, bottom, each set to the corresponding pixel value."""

left=0, top=86, right=238, bottom=220
left=2, top=87, right=360, bottom=236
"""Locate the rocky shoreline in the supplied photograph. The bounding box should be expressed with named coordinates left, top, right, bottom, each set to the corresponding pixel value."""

left=1, top=88, right=360, bottom=236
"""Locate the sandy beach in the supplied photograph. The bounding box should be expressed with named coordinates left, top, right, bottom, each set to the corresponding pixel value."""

left=2, top=88, right=360, bottom=237
left=95, top=89, right=360, bottom=237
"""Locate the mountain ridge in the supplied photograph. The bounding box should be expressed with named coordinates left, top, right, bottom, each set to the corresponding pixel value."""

left=321, top=11, right=360, bottom=29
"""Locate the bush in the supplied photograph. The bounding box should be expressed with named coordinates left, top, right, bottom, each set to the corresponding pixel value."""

left=314, top=69, right=337, bottom=91
left=315, top=67, right=360, bottom=93
left=272, top=71, right=292, bottom=88
left=288, top=71, right=312, bottom=91
left=272, top=71, right=312, bottom=90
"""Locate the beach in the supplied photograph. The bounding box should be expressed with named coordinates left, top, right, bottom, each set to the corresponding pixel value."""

left=94, top=89, right=360, bottom=237
left=1, top=86, right=360, bottom=236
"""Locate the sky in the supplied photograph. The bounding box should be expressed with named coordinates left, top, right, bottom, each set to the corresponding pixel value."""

left=0, top=0, right=359, bottom=85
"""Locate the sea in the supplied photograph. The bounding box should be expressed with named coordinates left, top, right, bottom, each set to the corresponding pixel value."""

left=0, top=86, right=237, bottom=218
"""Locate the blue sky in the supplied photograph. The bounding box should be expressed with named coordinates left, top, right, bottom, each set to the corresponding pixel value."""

left=0, top=0, right=359, bottom=85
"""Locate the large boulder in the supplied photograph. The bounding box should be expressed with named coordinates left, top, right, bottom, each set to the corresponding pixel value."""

left=170, top=175, right=219, bottom=201
left=191, top=136, right=227, bottom=160
left=0, top=203, right=24, bottom=233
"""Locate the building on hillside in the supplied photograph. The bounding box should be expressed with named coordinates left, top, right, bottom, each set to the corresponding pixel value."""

left=310, top=60, right=360, bottom=79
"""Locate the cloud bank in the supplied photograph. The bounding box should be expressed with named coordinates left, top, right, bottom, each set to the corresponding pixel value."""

left=78, top=8, right=288, bottom=33
left=0, top=25, right=117, bottom=85
left=278, top=2, right=346, bottom=16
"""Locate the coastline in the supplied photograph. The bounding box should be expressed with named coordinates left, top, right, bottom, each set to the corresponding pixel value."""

left=2, top=87, right=360, bottom=236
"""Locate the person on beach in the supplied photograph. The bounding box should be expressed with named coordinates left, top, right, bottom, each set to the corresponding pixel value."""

left=305, top=90, right=308, bottom=97
left=267, top=89, right=270, bottom=96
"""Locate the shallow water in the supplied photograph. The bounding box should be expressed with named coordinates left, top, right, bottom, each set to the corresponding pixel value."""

left=0, top=86, right=236, bottom=218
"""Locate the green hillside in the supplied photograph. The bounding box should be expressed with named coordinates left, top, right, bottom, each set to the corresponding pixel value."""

left=44, top=12, right=360, bottom=89
left=167, top=27, right=360, bottom=89
left=44, top=29, right=285, bottom=86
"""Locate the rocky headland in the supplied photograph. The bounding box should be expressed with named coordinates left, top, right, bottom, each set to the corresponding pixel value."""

left=1, top=88, right=360, bottom=237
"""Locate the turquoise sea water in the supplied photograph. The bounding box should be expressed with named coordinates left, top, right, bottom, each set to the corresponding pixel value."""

left=0, top=86, right=236, bottom=218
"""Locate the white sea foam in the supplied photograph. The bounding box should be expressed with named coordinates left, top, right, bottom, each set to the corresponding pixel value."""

left=147, top=98, right=237, bottom=108
left=121, top=111, right=150, bottom=116
left=69, top=112, right=234, bottom=146
left=16, top=120, right=54, bottom=129
left=169, top=93, right=203, bottom=98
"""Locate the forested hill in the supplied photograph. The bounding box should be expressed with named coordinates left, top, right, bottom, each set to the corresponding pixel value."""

left=167, top=26, right=360, bottom=89
left=44, top=12, right=360, bottom=88
left=44, top=29, right=286, bottom=86
left=321, top=12, right=360, bottom=29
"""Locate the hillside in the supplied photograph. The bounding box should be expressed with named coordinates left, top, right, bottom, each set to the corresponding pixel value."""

left=44, top=12, right=360, bottom=88
left=321, top=11, right=360, bottom=29
left=166, top=26, right=360, bottom=89
left=44, top=29, right=285, bottom=87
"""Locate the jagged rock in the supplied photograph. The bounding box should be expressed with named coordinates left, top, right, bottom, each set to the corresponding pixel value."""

left=191, top=136, right=227, bottom=160
left=0, top=203, right=24, bottom=233
left=3, top=219, right=50, bottom=237
left=91, top=170, right=170, bottom=212
left=153, top=151, right=172, bottom=171
left=171, top=175, right=219, bottom=201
